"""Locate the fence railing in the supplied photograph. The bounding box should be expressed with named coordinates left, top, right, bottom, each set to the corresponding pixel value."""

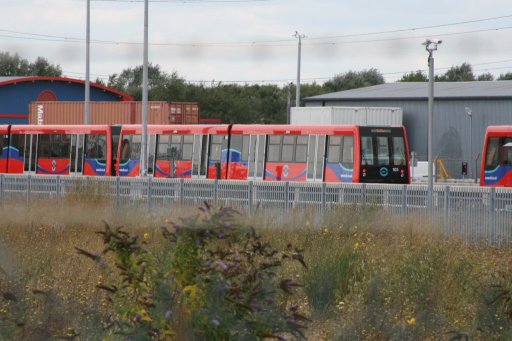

left=1, top=174, right=511, bottom=244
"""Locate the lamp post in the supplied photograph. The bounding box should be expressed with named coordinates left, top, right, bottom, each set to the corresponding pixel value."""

left=294, top=31, right=305, bottom=107
left=422, top=38, right=441, bottom=207
left=85, top=0, right=90, bottom=124
left=465, top=107, right=472, bottom=180
left=140, top=0, right=149, bottom=176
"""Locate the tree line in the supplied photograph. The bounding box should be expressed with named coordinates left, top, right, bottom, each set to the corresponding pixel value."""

left=1, top=52, right=512, bottom=123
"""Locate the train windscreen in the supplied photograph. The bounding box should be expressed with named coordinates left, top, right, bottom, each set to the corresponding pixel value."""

left=359, top=127, right=409, bottom=183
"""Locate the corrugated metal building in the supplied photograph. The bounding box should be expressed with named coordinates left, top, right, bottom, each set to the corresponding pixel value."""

left=0, top=76, right=133, bottom=124
left=304, top=81, right=512, bottom=180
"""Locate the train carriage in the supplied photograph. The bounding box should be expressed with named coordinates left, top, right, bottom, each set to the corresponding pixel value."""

left=481, top=126, right=512, bottom=186
left=227, top=124, right=410, bottom=183
left=6, top=125, right=113, bottom=176
left=116, top=124, right=230, bottom=179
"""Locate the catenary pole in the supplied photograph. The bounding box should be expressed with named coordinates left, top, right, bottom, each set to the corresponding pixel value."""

left=85, top=0, right=90, bottom=124
left=294, top=31, right=305, bottom=107
left=141, top=0, right=149, bottom=176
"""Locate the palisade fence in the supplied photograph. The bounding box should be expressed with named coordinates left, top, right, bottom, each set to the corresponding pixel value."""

left=1, top=174, right=512, bottom=244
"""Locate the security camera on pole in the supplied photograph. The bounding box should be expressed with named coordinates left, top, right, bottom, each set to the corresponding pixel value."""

left=422, top=38, right=442, bottom=208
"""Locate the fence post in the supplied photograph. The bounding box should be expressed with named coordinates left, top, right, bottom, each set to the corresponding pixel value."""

left=180, top=178, right=185, bottom=206
left=361, top=184, right=366, bottom=209
left=0, top=174, right=3, bottom=206
left=116, top=177, right=121, bottom=210
left=27, top=175, right=32, bottom=204
left=401, top=185, right=407, bottom=215
left=248, top=181, right=254, bottom=214
left=489, top=187, right=496, bottom=244
left=284, top=182, right=289, bottom=213
left=444, top=185, right=450, bottom=237
left=147, top=177, right=152, bottom=212
left=213, top=179, right=218, bottom=207
left=56, top=176, right=61, bottom=203
left=321, top=183, right=326, bottom=210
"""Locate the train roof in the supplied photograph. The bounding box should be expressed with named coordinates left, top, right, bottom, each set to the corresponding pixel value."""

left=10, top=124, right=112, bottom=134
left=230, top=124, right=360, bottom=135
left=119, top=124, right=230, bottom=134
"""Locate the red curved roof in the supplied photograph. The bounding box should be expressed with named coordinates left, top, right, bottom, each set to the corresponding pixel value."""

left=0, top=76, right=133, bottom=101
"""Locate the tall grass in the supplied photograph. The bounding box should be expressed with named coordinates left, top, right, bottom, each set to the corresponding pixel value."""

left=1, top=201, right=512, bottom=340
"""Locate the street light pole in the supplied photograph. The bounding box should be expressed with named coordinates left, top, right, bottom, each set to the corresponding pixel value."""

left=294, top=31, right=305, bottom=107
left=141, top=0, right=149, bottom=176
left=423, top=38, right=441, bottom=207
left=465, top=107, right=473, bottom=180
left=85, top=0, right=90, bottom=124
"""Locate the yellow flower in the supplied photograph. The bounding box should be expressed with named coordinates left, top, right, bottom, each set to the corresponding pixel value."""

left=323, top=228, right=329, bottom=235
left=354, top=242, right=360, bottom=250
left=407, top=317, right=416, bottom=325
left=143, top=232, right=150, bottom=239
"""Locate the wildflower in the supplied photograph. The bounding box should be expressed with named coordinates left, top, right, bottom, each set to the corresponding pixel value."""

left=164, top=310, right=172, bottom=321
left=354, top=242, right=360, bottom=250
left=143, top=232, right=150, bottom=239
left=406, top=317, right=416, bottom=326
left=195, top=239, right=202, bottom=246
left=217, top=231, right=225, bottom=239
left=134, top=313, right=141, bottom=322
left=216, top=261, right=228, bottom=271
left=212, top=319, right=220, bottom=326
left=322, top=228, right=329, bottom=235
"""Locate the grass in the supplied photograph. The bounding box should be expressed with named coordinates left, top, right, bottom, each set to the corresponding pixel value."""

left=1, top=201, right=512, bottom=340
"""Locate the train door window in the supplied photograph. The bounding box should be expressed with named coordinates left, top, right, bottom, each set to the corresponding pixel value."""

left=9, top=134, right=24, bottom=160
left=147, top=135, right=156, bottom=175
left=192, top=134, right=208, bottom=177
left=267, top=135, right=281, bottom=162
left=182, top=135, right=193, bottom=160
left=247, top=135, right=265, bottom=179
left=157, top=135, right=172, bottom=159
left=315, top=136, right=326, bottom=179
left=361, top=136, right=374, bottom=165
left=86, top=134, right=107, bottom=161
left=342, top=136, right=354, bottom=169
left=25, top=134, right=37, bottom=172
left=485, top=137, right=499, bottom=169
left=377, top=136, right=390, bottom=166
left=327, top=136, right=342, bottom=163
left=255, top=135, right=265, bottom=178
left=38, top=135, right=51, bottom=158
left=130, top=135, right=142, bottom=161
left=392, top=137, right=406, bottom=166
left=282, top=136, right=295, bottom=162
left=307, top=135, right=326, bottom=181
left=209, top=135, right=226, bottom=163
left=296, top=135, right=308, bottom=163
left=242, top=135, right=250, bottom=162
left=70, top=134, right=84, bottom=174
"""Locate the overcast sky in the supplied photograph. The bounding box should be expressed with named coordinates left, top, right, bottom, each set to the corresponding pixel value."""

left=1, top=0, right=512, bottom=86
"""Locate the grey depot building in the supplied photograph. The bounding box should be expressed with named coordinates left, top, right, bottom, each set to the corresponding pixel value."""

left=304, top=81, right=512, bottom=180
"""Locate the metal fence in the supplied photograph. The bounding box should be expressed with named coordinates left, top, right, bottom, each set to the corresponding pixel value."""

left=1, top=174, right=512, bottom=244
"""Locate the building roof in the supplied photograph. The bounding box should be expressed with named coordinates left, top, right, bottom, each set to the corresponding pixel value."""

left=0, top=76, right=133, bottom=101
left=305, top=81, right=512, bottom=102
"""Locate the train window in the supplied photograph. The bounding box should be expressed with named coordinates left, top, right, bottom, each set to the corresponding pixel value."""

left=485, top=137, right=499, bottom=169
left=86, top=134, right=106, bottom=160
left=230, top=135, right=243, bottom=160
left=130, top=135, right=142, bottom=160
left=0, top=136, right=2, bottom=156
left=500, top=138, right=512, bottom=165
left=267, top=135, right=282, bottom=162
left=327, top=144, right=341, bottom=163
left=182, top=135, right=193, bottom=160
left=377, top=137, right=390, bottom=166
left=39, top=135, right=51, bottom=158
left=361, top=136, right=374, bottom=165
left=295, top=135, right=308, bottom=163
left=282, top=136, right=294, bottom=162
left=342, top=136, right=354, bottom=168
left=157, top=135, right=171, bottom=159
left=392, top=137, right=406, bottom=165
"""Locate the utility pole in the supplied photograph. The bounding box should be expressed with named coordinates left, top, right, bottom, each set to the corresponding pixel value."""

left=141, top=0, right=149, bottom=176
left=294, top=31, right=305, bottom=107
left=422, top=38, right=442, bottom=208
left=85, top=0, right=90, bottom=124
left=286, top=84, right=291, bottom=124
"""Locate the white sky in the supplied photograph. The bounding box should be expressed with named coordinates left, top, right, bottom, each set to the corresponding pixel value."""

left=2, top=0, right=512, bottom=86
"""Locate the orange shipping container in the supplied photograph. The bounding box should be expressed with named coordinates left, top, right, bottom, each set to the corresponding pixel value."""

left=28, top=101, right=200, bottom=125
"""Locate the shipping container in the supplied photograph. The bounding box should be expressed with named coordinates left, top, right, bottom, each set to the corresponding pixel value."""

left=28, top=101, right=200, bottom=125
left=290, top=106, right=403, bottom=125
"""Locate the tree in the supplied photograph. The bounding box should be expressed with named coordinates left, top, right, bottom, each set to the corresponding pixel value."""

left=436, top=63, right=475, bottom=82
left=0, top=52, right=29, bottom=76
left=28, top=57, right=62, bottom=77
left=399, top=70, right=428, bottom=82
left=498, top=72, right=512, bottom=80
left=476, top=73, right=494, bottom=81
left=107, top=63, right=170, bottom=100
left=323, top=68, right=384, bottom=92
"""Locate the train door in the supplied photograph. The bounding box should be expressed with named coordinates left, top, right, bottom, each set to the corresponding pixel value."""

left=247, top=135, right=265, bottom=180
left=0, top=133, right=8, bottom=173
left=70, top=134, right=84, bottom=176
left=192, top=134, right=208, bottom=178
left=306, top=135, right=326, bottom=182
left=208, top=134, right=228, bottom=179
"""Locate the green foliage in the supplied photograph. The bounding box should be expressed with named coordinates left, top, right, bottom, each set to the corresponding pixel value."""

left=498, top=72, right=512, bottom=80
left=78, top=204, right=308, bottom=340
left=436, top=62, right=475, bottom=82
left=477, top=72, right=494, bottom=81
left=323, top=69, right=385, bottom=92
left=0, top=51, right=62, bottom=77
left=398, top=70, right=428, bottom=82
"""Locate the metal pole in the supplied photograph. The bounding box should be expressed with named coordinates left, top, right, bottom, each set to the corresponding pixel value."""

left=423, top=39, right=441, bottom=207
left=469, top=113, right=472, bottom=179
left=294, top=32, right=305, bottom=107
left=85, top=0, right=90, bottom=124
left=141, top=0, right=149, bottom=176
